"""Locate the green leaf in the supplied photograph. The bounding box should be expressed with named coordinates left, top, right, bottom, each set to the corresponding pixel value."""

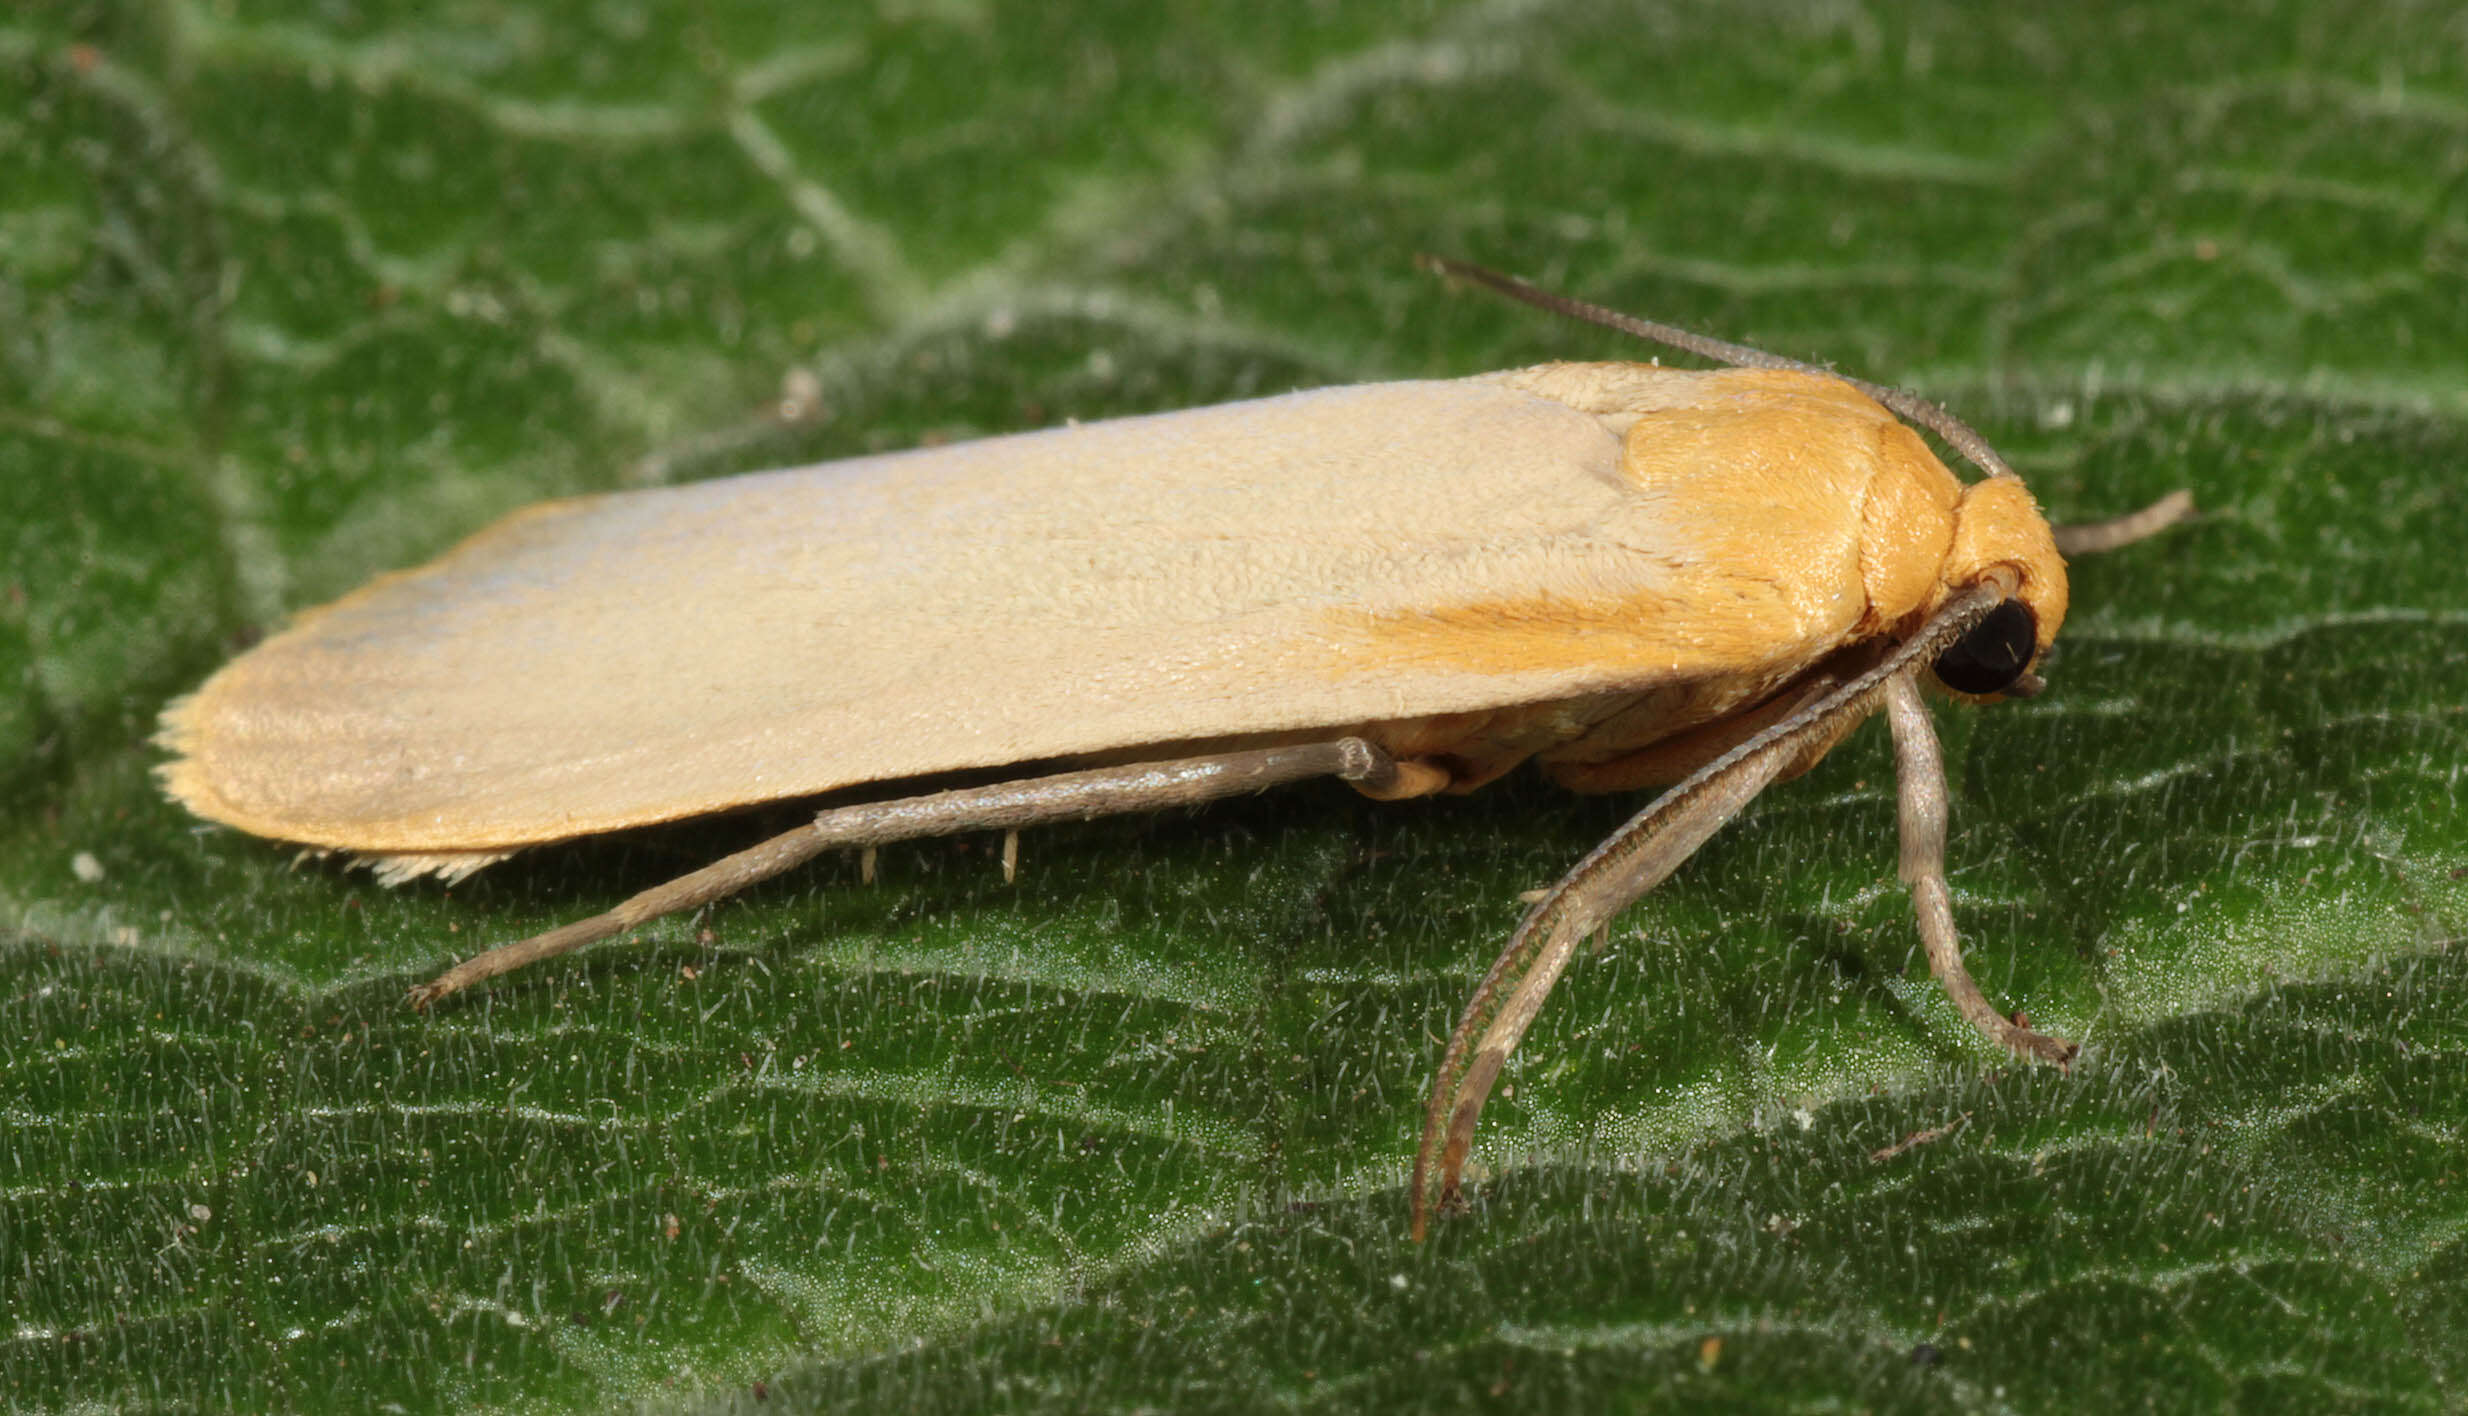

left=6, top=3, right=2465, bottom=1411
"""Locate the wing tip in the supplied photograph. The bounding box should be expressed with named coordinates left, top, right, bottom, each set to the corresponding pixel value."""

left=158, top=689, right=514, bottom=885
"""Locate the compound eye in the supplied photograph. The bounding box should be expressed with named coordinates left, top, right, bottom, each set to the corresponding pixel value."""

left=1932, top=599, right=2039, bottom=696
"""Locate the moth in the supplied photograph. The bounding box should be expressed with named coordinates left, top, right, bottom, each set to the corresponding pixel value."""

left=158, top=260, right=2189, bottom=1237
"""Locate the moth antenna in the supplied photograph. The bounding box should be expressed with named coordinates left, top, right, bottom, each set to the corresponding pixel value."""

left=1418, top=255, right=2021, bottom=481
left=2052, top=489, right=2196, bottom=556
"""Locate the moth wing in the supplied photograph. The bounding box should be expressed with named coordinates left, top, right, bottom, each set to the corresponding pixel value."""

left=160, top=370, right=1916, bottom=857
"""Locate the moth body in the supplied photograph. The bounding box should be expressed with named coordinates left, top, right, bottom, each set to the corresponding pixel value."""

left=157, top=265, right=2187, bottom=1238
left=160, top=362, right=2063, bottom=873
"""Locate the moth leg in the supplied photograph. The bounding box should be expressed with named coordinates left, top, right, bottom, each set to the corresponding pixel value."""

left=1412, top=733, right=1801, bottom=1239
left=1883, top=672, right=2077, bottom=1065
left=2052, top=489, right=2194, bottom=556
left=409, top=738, right=1410, bottom=1008
left=1547, top=674, right=1871, bottom=795
left=1411, top=581, right=2023, bottom=1240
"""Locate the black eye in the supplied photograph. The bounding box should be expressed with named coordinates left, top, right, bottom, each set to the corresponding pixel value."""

left=1933, top=599, right=2039, bottom=696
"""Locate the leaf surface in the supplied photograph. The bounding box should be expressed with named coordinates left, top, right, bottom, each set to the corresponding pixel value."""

left=5, top=3, right=2465, bottom=1410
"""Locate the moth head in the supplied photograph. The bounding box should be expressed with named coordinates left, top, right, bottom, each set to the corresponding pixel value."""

left=1933, top=475, right=2069, bottom=700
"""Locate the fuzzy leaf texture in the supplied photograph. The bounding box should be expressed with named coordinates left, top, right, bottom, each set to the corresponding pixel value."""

left=4, top=2, right=2465, bottom=1411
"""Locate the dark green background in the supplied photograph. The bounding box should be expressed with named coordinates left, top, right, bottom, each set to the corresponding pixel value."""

left=7, top=2, right=2466, bottom=1410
